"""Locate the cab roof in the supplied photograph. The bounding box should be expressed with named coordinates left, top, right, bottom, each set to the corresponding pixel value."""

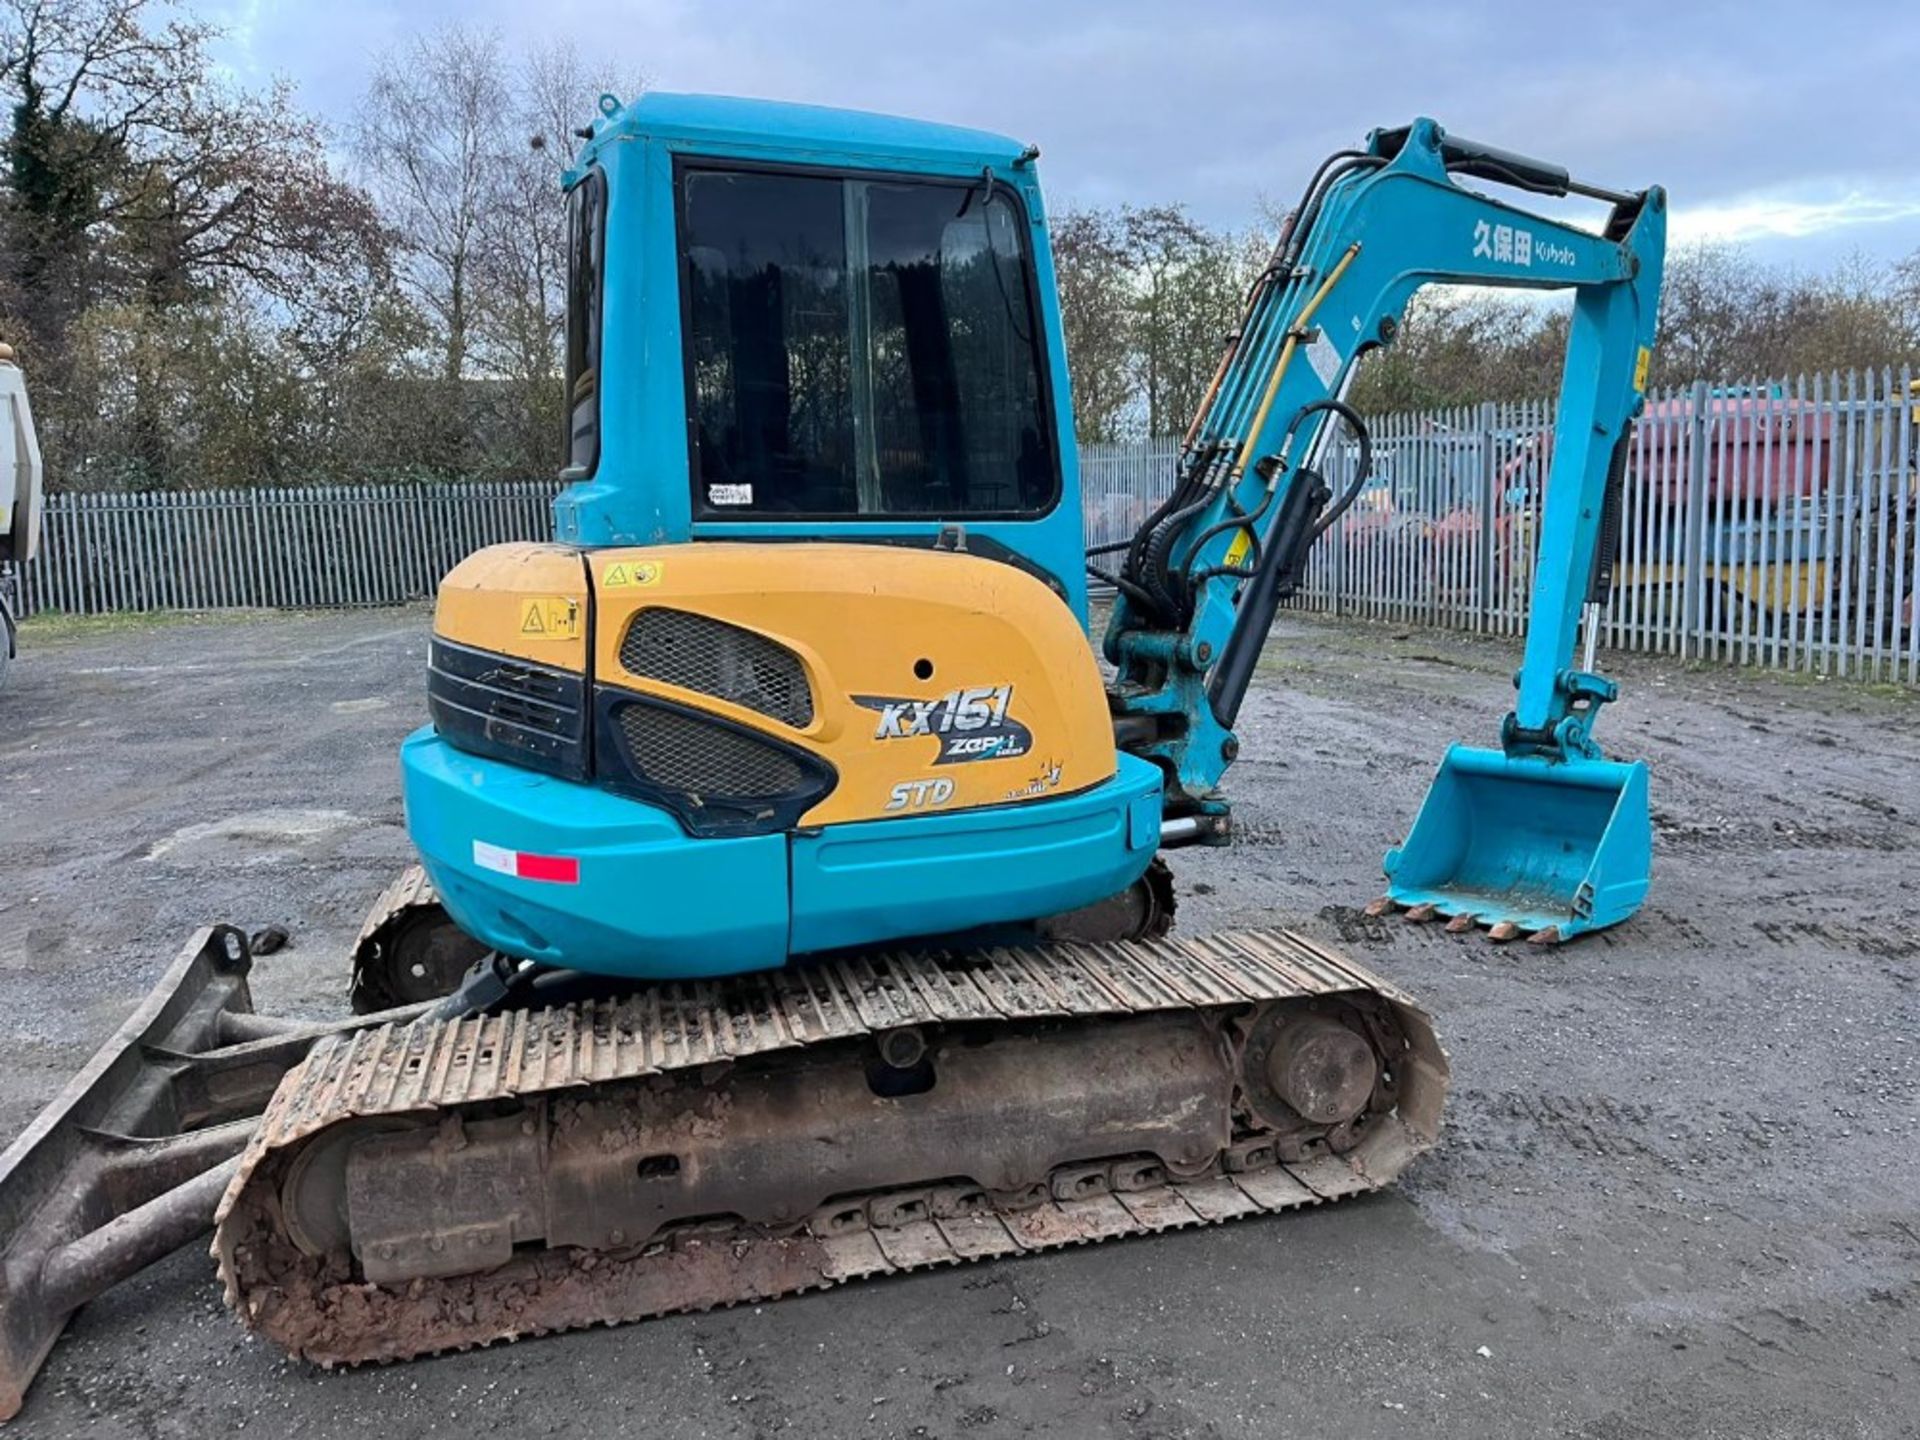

left=578, top=91, right=1032, bottom=173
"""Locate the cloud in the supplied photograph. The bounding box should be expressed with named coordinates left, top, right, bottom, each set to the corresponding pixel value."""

left=1671, top=190, right=1920, bottom=245
left=198, top=0, right=1920, bottom=264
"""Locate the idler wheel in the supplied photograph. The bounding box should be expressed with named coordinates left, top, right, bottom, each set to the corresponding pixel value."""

left=1264, top=1013, right=1377, bottom=1125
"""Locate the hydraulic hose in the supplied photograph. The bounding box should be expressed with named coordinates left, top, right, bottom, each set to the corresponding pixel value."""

left=1180, top=489, right=1276, bottom=592
left=1305, top=399, right=1376, bottom=541
left=1118, top=148, right=1378, bottom=628
left=1230, top=242, right=1362, bottom=482
left=1271, top=154, right=1384, bottom=285
left=1203, top=399, right=1372, bottom=728
left=1086, top=559, right=1159, bottom=611
left=1126, top=242, right=1361, bottom=627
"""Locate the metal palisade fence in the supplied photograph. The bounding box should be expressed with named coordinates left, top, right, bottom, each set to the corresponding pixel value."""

left=13, top=366, right=1919, bottom=685
left=1078, top=436, right=1183, bottom=556
left=18, top=481, right=560, bottom=616
left=1293, top=367, right=1918, bottom=684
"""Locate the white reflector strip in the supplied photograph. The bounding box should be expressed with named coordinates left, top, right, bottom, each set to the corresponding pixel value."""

left=472, top=839, right=580, bottom=884
left=473, top=840, right=518, bottom=876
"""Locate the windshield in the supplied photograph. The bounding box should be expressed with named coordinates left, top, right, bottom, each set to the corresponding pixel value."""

left=679, top=164, right=1058, bottom=519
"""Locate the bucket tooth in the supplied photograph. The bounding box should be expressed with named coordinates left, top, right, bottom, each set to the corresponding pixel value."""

left=1488, top=921, right=1522, bottom=942
left=1363, top=896, right=1396, bottom=918
left=1444, top=913, right=1479, bottom=934
left=1526, top=926, right=1563, bottom=945
left=1404, top=903, right=1439, bottom=923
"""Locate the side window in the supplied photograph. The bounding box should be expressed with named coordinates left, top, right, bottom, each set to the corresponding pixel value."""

left=565, top=169, right=608, bottom=478
left=862, top=183, right=1049, bottom=515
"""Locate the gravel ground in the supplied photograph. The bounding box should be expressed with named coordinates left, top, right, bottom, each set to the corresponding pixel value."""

left=0, top=605, right=1915, bottom=1439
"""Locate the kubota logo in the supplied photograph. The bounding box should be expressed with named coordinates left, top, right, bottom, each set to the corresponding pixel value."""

left=855, top=684, right=1032, bottom=765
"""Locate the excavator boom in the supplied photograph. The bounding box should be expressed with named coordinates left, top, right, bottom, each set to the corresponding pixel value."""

left=1105, top=117, right=1666, bottom=938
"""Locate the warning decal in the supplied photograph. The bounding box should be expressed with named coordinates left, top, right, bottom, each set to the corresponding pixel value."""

left=1305, top=329, right=1343, bottom=390
left=602, top=560, right=663, bottom=589
left=518, top=597, right=579, bottom=639
left=1223, top=528, right=1253, bottom=570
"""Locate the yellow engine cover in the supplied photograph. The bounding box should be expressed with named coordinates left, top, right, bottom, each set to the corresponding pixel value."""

left=433, top=541, right=1118, bottom=828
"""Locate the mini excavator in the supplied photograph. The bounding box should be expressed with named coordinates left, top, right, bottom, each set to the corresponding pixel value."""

left=0, top=96, right=1664, bottom=1414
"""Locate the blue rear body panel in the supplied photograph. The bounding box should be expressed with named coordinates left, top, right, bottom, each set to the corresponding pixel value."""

left=404, top=728, right=1163, bottom=980
left=788, top=771, right=1163, bottom=955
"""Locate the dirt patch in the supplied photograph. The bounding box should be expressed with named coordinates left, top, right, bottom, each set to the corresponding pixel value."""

left=3, top=606, right=1918, bottom=1439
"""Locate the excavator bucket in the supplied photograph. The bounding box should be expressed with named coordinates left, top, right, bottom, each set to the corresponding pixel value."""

left=1382, top=744, right=1651, bottom=941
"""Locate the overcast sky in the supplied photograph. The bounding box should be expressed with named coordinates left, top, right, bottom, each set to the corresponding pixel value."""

left=204, top=0, right=1920, bottom=274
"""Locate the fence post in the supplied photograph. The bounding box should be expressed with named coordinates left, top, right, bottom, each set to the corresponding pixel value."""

left=1681, top=380, right=1711, bottom=660
left=1475, top=400, right=1497, bottom=632
left=1902, top=362, right=1917, bottom=686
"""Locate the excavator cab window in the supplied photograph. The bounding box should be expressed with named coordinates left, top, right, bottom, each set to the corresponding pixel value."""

left=564, top=167, right=607, bottom=479
left=678, top=162, right=1058, bottom=520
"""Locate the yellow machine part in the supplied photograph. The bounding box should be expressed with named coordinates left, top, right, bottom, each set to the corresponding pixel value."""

left=434, top=542, right=590, bottom=671
left=432, top=540, right=1118, bottom=828
left=1616, top=559, right=1833, bottom=618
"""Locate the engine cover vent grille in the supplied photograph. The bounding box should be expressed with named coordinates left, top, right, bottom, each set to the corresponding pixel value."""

left=596, top=691, right=836, bottom=839
left=619, top=608, right=813, bottom=728
left=429, top=637, right=586, bottom=780
left=616, top=703, right=808, bottom=798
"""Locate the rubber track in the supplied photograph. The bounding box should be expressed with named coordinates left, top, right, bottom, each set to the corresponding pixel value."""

left=346, top=864, right=439, bottom=1012
left=214, top=928, right=1448, bottom=1366
left=350, top=864, right=435, bottom=961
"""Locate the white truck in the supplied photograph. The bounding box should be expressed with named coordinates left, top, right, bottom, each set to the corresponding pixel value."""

left=0, top=345, right=43, bottom=692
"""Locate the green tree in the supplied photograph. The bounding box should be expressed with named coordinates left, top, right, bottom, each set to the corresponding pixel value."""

left=1051, top=202, right=1262, bottom=442
left=1050, top=207, right=1133, bottom=443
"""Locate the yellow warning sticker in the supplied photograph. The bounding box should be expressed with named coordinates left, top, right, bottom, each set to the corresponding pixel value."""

left=518, top=597, right=578, bottom=640
left=1633, top=345, right=1651, bottom=393
left=602, top=560, right=663, bottom=589
left=1223, top=528, right=1253, bottom=570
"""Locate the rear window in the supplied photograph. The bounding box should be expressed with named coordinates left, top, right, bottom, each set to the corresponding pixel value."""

left=679, top=164, right=1058, bottom=520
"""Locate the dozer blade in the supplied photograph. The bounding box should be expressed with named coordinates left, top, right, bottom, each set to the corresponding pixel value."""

left=1382, top=743, right=1652, bottom=940
left=214, top=928, right=1448, bottom=1369
left=0, top=928, right=424, bottom=1420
